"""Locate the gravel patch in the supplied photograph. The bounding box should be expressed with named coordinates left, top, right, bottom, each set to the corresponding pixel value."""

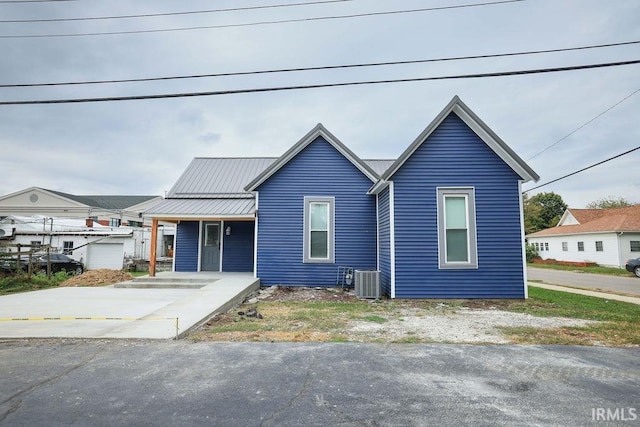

left=349, top=308, right=596, bottom=343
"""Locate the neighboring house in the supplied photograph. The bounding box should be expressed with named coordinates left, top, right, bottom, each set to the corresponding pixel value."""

left=526, top=205, right=640, bottom=268
left=0, top=187, right=162, bottom=227
left=0, top=215, right=174, bottom=269
left=145, top=96, right=539, bottom=298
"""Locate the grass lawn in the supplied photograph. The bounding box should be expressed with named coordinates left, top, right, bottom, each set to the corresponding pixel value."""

left=499, top=287, right=640, bottom=346
left=528, top=262, right=635, bottom=277
left=0, top=272, right=72, bottom=295
left=191, top=286, right=640, bottom=346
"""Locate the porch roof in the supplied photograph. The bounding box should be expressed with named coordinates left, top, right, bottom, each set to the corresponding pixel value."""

left=144, top=197, right=255, bottom=219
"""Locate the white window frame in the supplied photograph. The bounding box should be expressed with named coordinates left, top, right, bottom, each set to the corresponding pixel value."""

left=562, top=242, right=568, bottom=251
left=303, top=196, right=335, bottom=263
left=62, top=241, right=74, bottom=254
left=437, top=187, right=478, bottom=269
left=595, top=241, right=603, bottom=252
left=578, top=241, right=584, bottom=252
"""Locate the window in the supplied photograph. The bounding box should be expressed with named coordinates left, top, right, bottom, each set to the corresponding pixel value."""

left=110, top=218, right=121, bottom=227
left=30, top=240, right=41, bottom=250
left=578, top=241, right=584, bottom=252
left=437, top=188, right=477, bottom=269
left=63, top=241, right=73, bottom=254
left=544, top=243, right=549, bottom=251
left=595, top=241, right=603, bottom=252
left=562, top=242, right=568, bottom=251
left=128, top=220, right=143, bottom=228
left=303, top=197, right=334, bottom=263
left=631, top=241, right=640, bottom=252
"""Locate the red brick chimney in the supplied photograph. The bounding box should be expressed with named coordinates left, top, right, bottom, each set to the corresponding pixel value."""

left=86, top=218, right=94, bottom=227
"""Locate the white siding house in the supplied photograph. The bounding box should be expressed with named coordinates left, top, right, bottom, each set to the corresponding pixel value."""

left=527, top=205, right=640, bottom=268
left=0, top=215, right=174, bottom=269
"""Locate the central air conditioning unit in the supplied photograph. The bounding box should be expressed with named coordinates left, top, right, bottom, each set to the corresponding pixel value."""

left=354, top=270, right=381, bottom=299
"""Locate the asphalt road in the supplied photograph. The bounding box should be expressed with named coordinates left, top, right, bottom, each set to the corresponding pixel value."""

left=528, top=267, right=640, bottom=296
left=1, top=341, right=639, bottom=426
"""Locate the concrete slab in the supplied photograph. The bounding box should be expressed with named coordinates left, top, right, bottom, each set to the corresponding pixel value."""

left=0, top=272, right=259, bottom=339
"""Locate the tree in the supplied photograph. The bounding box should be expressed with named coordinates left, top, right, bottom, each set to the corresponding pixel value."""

left=586, top=196, right=634, bottom=209
left=523, top=192, right=567, bottom=234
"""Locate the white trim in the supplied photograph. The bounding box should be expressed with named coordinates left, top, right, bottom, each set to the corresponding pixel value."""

left=197, top=220, right=203, bottom=272
left=253, top=192, right=259, bottom=279
left=436, top=187, right=478, bottom=269
left=219, top=220, right=224, bottom=273
left=303, top=196, right=335, bottom=263
left=376, top=192, right=380, bottom=271
left=519, top=181, right=528, bottom=299
left=389, top=181, right=396, bottom=299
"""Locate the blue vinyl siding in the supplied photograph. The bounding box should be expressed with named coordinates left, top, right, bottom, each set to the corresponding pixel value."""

left=377, top=187, right=392, bottom=297
left=222, top=221, right=254, bottom=272
left=256, top=136, right=377, bottom=286
left=175, top=221, right=199, bottom=272
left=392, top=113, right=525, bottom=298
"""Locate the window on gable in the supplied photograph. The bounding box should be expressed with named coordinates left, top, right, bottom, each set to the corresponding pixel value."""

left=631, top=241, right=640, bottom=252
left=578, top=241, right=584, bottom=252
left=303, top=197, right=334, bottom=263
left=595, top=241, right=603, bottom=252
left=437, top=188, right=477, bottom=269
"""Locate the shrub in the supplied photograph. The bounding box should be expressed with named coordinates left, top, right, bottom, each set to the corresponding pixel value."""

left=525, top=244, right=539, bottom=263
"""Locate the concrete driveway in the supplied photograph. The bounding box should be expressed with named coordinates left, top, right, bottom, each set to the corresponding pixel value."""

left=0, top=273, right=259, bottom=339
left=528, top=267, right=640, bottom=296
left=0, top=341, right=638, bottom=426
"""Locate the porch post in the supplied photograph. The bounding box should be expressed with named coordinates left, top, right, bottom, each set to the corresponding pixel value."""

left=149, top=219, right=158, bottom=277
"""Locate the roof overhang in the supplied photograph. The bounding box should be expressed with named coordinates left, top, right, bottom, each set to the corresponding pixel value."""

left=375, top=96, right=540, bottom=188
left=143, top=198, right=256, bottom=219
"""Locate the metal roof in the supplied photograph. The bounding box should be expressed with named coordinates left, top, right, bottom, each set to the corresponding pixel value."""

left=167, top=158, right=277, bottom=198
left=44, top=189, right=159, bottom=210
left=144, top=198, right=255, bottom=218
left=363, top=159, right=395, bottom=176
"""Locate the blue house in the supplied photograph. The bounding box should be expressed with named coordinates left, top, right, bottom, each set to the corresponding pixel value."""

left=146, top=96, right=539, bottom=298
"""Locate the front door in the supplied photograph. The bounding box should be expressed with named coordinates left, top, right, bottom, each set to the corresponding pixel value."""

left=201, top=222, right=221, bottom=271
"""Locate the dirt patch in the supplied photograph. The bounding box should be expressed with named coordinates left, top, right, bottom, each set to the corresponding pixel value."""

left=195, top=286, right=598, bottom=344
left=260, top=286, right=358, bottom=303
left=60, top=269, right=132, bottom=287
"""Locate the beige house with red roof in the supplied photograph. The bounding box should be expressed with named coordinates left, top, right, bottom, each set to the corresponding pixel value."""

left=526, top=205, right=640, bottom=268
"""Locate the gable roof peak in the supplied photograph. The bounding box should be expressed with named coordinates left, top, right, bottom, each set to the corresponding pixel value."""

left=244, top=123, right=379, bottom=191
left=376, top=95, right=539, bottom=185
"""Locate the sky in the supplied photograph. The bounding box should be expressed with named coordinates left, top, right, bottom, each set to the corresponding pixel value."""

left=0, top=0, right=638, bottom=208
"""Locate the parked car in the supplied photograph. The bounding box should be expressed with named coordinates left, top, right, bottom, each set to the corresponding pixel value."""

left=626, top=257, right=640, bottom=278
left=35, top=254, right=84, bottom=275
left=0, top=253, right=84, bottom=275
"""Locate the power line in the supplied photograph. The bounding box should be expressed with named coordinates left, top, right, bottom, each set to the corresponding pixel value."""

left=527, top=88, right=640, bottom=160
left=0, top=0, right=356, bottom=23
left=523, top=145, right=640, bottom=193
left=2, top=39, right=637, bottom=89
left=0, top=1, right=75, bottom=3
left=0, top=0, right=524, bottom=38
left=0, top=59, right=637, bottom=105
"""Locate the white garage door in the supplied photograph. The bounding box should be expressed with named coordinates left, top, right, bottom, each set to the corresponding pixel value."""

left=87, top=243, right=124, bottom=270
